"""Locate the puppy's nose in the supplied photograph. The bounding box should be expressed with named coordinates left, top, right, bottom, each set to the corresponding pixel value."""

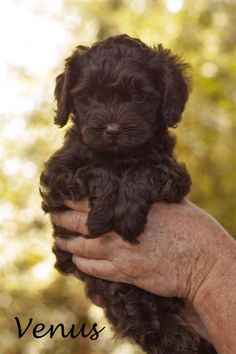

left=106, top=123, right=121, bottom=135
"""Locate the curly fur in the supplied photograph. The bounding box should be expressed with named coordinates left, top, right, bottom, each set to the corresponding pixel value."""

left=40, top=34, right=217, bottom=354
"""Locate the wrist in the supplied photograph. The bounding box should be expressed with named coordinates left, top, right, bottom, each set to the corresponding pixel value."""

left=190, top=230, right=236, bottom=353
left=191, top=228, right=236, bottom=307
left=184, top=210, right=236, bottom=304
left=192, top=250, right=236, bottom=309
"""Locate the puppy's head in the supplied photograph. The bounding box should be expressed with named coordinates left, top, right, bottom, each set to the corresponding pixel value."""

left=54, top=34, right=191, bottom=153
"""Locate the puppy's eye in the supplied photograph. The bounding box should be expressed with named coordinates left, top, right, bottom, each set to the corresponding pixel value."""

left=132, top=94, right=146, bottom=104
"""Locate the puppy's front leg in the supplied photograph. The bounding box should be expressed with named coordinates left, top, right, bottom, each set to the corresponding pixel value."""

left=85, top=168, right=119, bottom=237
left=113, top=167, right=151, bottom=243
left=150, top=160, right=191, bottom=203
left=40, top=165, right=89, bottom=275
left=113, top=161, right=191, bottom=244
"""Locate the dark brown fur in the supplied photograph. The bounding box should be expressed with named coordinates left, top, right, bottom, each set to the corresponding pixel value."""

left=40, top=35, right=217, bottom=354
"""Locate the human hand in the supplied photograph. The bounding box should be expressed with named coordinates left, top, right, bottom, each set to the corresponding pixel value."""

left=51, top=199, right=229, bottom=301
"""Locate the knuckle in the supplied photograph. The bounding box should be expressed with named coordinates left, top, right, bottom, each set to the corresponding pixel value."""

left=72, top=211, right=87, bottom=235
left=78, top=238, right=87, bottom=256
left=78, top=238, right=94, bottom=258
left=73, top=213, right=81, bottom=232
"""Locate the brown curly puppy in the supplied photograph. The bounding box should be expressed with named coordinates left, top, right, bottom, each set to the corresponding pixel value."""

left=40, top=34, right=217, bottom=354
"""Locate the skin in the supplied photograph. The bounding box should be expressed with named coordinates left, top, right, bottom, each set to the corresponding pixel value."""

left=52, top=199, right=236, bottom=354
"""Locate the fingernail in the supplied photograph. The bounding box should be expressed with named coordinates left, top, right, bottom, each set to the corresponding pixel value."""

left=72, top=255, right=77, bottom=263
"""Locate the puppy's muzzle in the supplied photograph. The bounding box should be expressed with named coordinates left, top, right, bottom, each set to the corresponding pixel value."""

left=105, top=123, right=121, bottom=137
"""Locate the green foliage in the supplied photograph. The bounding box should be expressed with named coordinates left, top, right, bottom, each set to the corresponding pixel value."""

left=1, top=0, right=235, bottom=353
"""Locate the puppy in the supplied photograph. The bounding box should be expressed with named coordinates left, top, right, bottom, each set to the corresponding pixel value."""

left=40, top=34, right=217, bottom=354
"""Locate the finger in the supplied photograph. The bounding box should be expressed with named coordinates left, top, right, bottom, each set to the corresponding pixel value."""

left=55, top=235, right=113, bottom=259
left=64, top=198, right=90, bottom=212
left=51, top=210, right=88, bottom=234
left=72, top=255, right=127, bottom=283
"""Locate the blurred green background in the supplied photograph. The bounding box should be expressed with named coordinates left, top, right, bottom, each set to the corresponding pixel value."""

left=0, top=0, right=235, bottom=353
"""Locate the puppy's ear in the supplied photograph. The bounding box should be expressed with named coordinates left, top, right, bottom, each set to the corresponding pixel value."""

left=149, top=45, right=191, bottom=127
left=54, top=46, right=89, bottom=127
left=54, top=69, right=72, bottom=127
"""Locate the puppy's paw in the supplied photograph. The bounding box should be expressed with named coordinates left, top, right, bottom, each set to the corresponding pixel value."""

left=87, top=218, right=112, bottom=238
left=114, top=221, right=142, bottom=244
left=114, top=203, right=147, bottom=243
left=52, top=244, right=76, bottom=274
left=58, top=170, right=85, bottom=201
left=86, top=195, right=115, bottom=237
